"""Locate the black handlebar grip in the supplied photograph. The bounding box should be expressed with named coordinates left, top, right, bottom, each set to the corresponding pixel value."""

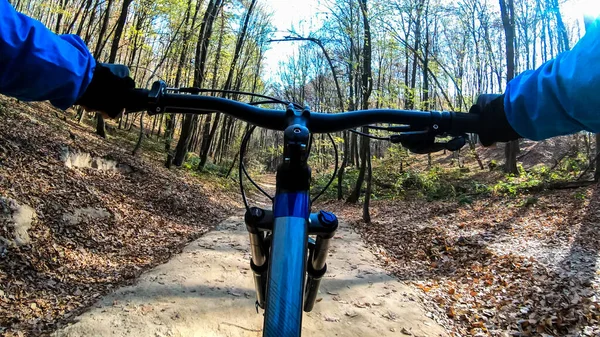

left=99, top=63, right=132, bottom=78
left=451, top=111, right=481, bottom=134
left=124, top=89, right=150, bottom=112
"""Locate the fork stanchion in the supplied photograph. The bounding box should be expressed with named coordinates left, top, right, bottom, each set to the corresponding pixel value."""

left=245, top=207, right=273, bottom=309
left=304, top=211, right=338, bottom=312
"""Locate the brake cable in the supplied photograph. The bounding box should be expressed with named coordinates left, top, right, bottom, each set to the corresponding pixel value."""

left=349, top=129, right=389, bottom=141
left=171, top=87, right=304, bottom=110
left=239, top=125, right=256, bottom=211
left=351, top=125, right=468, bottom=154
left=311, top=133, right=339, bottom=204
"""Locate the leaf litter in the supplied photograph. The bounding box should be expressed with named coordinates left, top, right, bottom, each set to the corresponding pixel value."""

left=330, top=187, right=600, bottom=336
left=0, top=98, right=232, bottom=335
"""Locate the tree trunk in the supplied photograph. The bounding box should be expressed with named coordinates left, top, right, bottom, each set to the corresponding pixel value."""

left=194, top=0, right=224, bottom=88
left=92, top=0, right=115, bottom=138
left=108, top=0, right=133, bottom=63
left=165, top=0, right=199, bottom=168
left=337, top=131, right=349, bottom=200
left=406, top=0, right=424, bottom=110
left=79, top=0, right=98, bottom=38
left=173, top=114, right=195, bottom=166
left=198, top=0, right=256, bottom=170
left=54, top=0, right=68, bottom=33
left=348, top=0, right=373, bottom=204
left=66, top=0, right=89, bottom=34
left=150, top=115, right=158, bottom=136
left=362, top=146, right=372, bottom=223
left=173, top=0, right=223, bottom=166
left=499, top=0, right=519, bottom=174
left=347, top=135, right=368, bottom=203
left=156, top=114, right=164, bottom=138
left=199, top=8, right=226, bottom=169
left=347, top=35, right=357, bottom=168
left=132, top=112, right=145, bottom=156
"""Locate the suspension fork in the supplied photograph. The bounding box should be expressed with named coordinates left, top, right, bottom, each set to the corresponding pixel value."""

left=244, top=208, right=273, bottom=309
left=259, top=179, right=337, bottom=336
left=304, top=211, right=338, bottom=312
left=247, top=104, right=338, bottom=336
left=244, top=208, right=339, bottom=313
left=245, top=210, right=309, bottom=337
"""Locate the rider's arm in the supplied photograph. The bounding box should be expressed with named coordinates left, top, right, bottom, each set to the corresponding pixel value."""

left=504, top=16, right=600, bottom=140
left=0, top=0, right=95, bottom=110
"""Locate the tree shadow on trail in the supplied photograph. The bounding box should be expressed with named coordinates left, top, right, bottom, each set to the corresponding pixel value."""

left=558, top=185, right=600, bottom=284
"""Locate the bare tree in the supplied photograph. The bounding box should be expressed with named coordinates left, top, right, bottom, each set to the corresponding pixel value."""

left=499, top=0, right=519, bottom=174
left=197, top=0, right=258, bottom=170
left=347, top=0, right=373, bottom=214
left=173, top=0, right=224, bottom=167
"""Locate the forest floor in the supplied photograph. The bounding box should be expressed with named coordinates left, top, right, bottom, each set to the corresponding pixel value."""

left=0, top=98, right=238, bottom=336
left=1, top=97, right=600, bottom=337
left=332, top=187, right=600, bottom=336
left=52, top=215, right=448, bottom=337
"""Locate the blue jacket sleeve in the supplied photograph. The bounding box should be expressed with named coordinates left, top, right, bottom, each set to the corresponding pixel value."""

left=0, top=0, right=95, bottom=110
left=505, top=16, right=600, bottom=140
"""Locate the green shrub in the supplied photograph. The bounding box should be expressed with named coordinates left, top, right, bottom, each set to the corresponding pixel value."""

left=182, top=153, right=200, bottom=170
left=312, top=167, right=360, bottom=201
left=574, top=190, right=587, bottom=202
left=311, top=150, right=592, bottom=202
left=203, top=162, right=229, bottom=176
left=459, top=195, right=473, bottom=205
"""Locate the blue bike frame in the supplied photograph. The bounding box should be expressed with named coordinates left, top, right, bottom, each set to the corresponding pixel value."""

left=263, top=192, right=310, bottom=336
left=242, top=106, right=338, bottom=337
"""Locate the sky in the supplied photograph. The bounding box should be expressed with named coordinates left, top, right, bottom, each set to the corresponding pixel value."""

left=564, top=0, right=600, bottom=19
left=259, top=0, right=600, bottom=84
left=261, top=0, right=324, bottom=83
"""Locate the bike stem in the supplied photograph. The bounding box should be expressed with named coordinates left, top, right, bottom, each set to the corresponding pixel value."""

left=243, top=104, right=338, bottom=336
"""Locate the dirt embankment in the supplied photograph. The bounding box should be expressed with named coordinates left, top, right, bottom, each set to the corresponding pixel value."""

left=0, top=98, right=233, bottom=336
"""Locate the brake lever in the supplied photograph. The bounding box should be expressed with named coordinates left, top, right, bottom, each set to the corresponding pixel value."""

left=390, top=132, right=467, bottom=154
left=444, top=136, right=467, bottom=151
left=389, top=130, right=432, bottom=146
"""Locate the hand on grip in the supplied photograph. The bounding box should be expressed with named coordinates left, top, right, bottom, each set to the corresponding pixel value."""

left=76, top=63, right=136, bottom=118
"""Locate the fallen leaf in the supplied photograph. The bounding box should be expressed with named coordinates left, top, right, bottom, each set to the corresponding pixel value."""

left=324, top=315, right=340, bottom=322
left=227, top=289, right=241, bottom=297
left=345, top=311, right=358, bottom=318
left=140, top=304, right=153, bottom=314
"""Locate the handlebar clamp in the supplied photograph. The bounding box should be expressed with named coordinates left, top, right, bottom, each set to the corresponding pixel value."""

left=146, top=81, right=167, bottom=115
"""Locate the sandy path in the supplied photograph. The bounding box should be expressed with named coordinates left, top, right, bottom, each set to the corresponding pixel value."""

left=53, top=216, right=448, bottom=337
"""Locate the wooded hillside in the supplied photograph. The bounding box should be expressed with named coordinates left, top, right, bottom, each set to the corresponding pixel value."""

left=10, top=0, right=595, bottom=213
left=3, top=0, right=600, bottom=336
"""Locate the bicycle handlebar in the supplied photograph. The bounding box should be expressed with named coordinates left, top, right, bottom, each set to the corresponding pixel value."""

left=124, top=82, right=481, bottom=135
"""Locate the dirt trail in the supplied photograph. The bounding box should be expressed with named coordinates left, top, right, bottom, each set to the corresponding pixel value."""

left=53, top=214, right=448, bottom=337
